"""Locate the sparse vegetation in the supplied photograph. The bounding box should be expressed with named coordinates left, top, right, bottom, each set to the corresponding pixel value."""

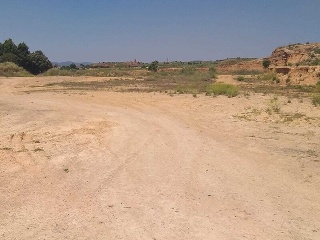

left=312, top=95, right=320, bottom=106
left=236, top=76, right=245, bottom=81
left=231, top=70, right=262, bottom=75
left=181, top=66, right=196, bottom=75
left=206, top=83, right=239, bottom=97
left=262, top=59, right=271, bottom=69
left=314, top=48, right=320, bottom=54
left=0, top=62, right=32, bottom=77
left=312, top=81, right=320, bottom=106
left=258, top=72, right=278, bottom=81
left=34, top=147, right=44, bottom=152
left=148, top=61, right=159, bottom=72
left=266, top=96, right=281, bottom=113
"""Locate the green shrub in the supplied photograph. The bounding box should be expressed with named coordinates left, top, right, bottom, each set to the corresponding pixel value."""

left=314, top=48, right=320, bottom=54
left=259, top=72, right=278, bottom=81
left=208, top=66, right=217, bottom=73
left=310, top=58, right=320, bottom=66
left=312, top=94, right=320, bottom=106
left=0, top=62, right=32, bottom=77
left=206, top=83, right=239, bottom=97
left=236, top=76, right=245, bottom=81
left=262, top=59, right=271, bottom=69
left=181, top=66, right=196, bottom=75
left=148, top=61, right=159, bottom=72
left=231, top=70, right=262, bottom=75
left=208, top=66, right=218, bottom=79
left=314, top=81, right=320, bottom=93
left=258, top=71, right=280, bottom=83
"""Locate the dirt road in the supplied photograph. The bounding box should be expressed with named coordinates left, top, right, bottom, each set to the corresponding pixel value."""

left=0, top=77, right=319, bottom=239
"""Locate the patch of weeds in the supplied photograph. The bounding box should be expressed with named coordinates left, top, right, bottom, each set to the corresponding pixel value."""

left=306, top=150, right=318, bottom=157
left=0, top=62, right=33, bottom=77
left=312, top=82, right=320, bottom=106
left=236, top=76, right=245, bottom=81
left=180, top=66, right=196, bottom=75
left=280, top=112, right=305, bottom=122
left=272, top=76, right=280, bottom=84
left=243, top=92, right=250, bottom=97
left=286, top=78, right=291, bottom=84
left=315, top=81, right=320, bottom=93
left=312, top=94, right=320, bottom=106
left=193, top=94, right=197, bottom=98
left=258, top=72, right=278, bottom=81
left=0, top=147, right=12, bottom=151
left=234, top=108, right=262, bottom=121
left=34, top=147, right=44, bottom=152
left=231, top=70, right=262, bottom=75
left=266, top=96, right=281, bottom=114
left=206, top=83, right=239, bottom=97
left=63, top=168, right=69, bottom=173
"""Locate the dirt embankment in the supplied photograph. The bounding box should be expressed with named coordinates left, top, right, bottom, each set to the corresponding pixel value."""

left=270, top=66, right=320, bottom=85
left=216, top=59, right=263, bottom=74
left=269, top=42, right=320, bottom=66
left=266, top=43, right=320, bottom=85
left=214, top=42, right=320, bottom=85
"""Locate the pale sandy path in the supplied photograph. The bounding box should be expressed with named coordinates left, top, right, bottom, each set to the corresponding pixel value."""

left=0, top=77, right=319, bottom=239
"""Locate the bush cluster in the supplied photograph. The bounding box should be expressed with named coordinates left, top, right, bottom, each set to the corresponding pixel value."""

left=0, top=62, right=32, bottom=77
left=206, top=83, right=239, bottom=97
left=0, top=38, right=52, bottom=75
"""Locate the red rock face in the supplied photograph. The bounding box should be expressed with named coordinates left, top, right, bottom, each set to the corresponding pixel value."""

left=269, top=43, right=320, bottom=66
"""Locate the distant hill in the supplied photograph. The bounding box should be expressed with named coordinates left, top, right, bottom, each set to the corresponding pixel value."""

left=52, top=61, right=92, bottom=67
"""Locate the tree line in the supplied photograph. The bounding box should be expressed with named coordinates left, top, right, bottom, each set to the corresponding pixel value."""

left=0, top=38, right=52, bottom=74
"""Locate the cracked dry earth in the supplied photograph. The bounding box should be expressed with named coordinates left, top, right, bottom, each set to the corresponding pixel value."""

left=0, top=76, right=320, bottom=240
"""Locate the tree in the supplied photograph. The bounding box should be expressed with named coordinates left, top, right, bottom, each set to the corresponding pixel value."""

left=69, top=63, right=77, bottom=69
left=0, top=53, right=19, bottom=64
left=17, top=42, right=30, bottom=68
left=27, top=50, right=53, bottom=74
left=2, top=38, right=17, bottom=55
left=262, top=59, right=271, bottom=69
left=148, top=60, right=159, bottom=72
left=0, top=39, right=52, bottom=75
left=17, top=42, right=30, bottom=59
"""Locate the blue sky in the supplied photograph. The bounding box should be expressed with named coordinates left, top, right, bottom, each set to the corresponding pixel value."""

left=0, top=0, right=319, bottom=62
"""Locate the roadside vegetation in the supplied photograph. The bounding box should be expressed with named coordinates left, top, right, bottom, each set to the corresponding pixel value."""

left=313, top=81, right=320, bottom=106
left=31, top=64, right=320, bottom=102
left=0, top=38, right=52, bottom=75
left=0, top=62, right=32, bottom=77
left=42, top=66, right=220, bottom=93
left=206, top=83, right=239, bottom=97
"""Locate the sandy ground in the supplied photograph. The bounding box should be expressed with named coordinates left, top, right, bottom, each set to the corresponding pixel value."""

left=0, top=76, right=319, bottom=240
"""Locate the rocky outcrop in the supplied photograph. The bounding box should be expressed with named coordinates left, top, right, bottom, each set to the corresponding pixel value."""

left=267, top=42, right=320, bottom=84
left=269, top=42, right=320, bottom=66
left=269, top=66, right=320, bottom=85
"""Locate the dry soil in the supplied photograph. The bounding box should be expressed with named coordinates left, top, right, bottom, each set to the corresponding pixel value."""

left=0, top=76, right=319, bottom=240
